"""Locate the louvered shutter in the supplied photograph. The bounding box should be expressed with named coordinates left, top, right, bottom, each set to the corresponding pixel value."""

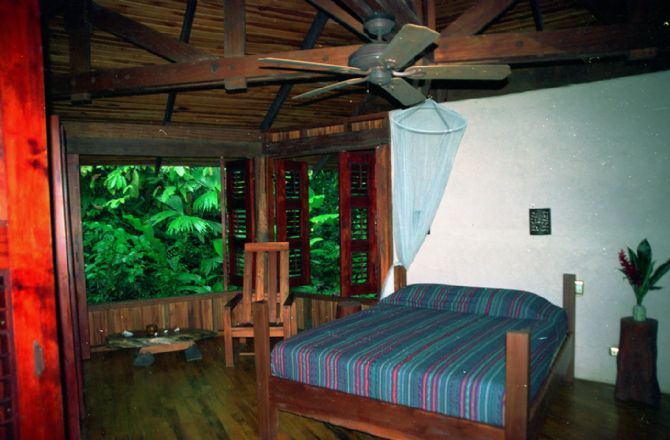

left=226, top=159, right=255, bottom=287
left=275, top=160, right=310, bottom=286
left=339, top=151, right=378, bottom=297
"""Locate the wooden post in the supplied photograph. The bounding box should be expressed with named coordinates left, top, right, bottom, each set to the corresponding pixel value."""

left=394, top=265, right=407, bottom=290
left=253, top=301, right=278, bottom=439
left=505, top=330, right=530, bottom=440
left=0, top=1, right=66, bottom=437
left=562, top=273, right=576, bottom=383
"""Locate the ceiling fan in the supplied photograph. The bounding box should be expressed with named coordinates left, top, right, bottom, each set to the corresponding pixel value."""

left=258, top=13, right=511, bottom=106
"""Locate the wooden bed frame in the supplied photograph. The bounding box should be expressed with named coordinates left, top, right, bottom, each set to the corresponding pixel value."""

left=253, top=274, right=576, bottom=440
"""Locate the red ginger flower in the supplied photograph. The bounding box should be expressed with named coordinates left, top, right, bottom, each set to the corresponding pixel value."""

left=618, top=249, right=639, bottom=286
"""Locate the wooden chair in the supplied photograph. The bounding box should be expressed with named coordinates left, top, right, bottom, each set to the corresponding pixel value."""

left=223, top=242, right=297, bottom=367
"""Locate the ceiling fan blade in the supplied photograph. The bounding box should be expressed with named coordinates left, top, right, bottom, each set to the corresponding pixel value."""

left=379, top=78, right=426, bottom=106
left=258, top=57, right=368, bottom=75
left=381, top=24, right=440, bottom=70
left=293, top=77, right=368, bottom=100
left=402, top=64, right=512, bottom=81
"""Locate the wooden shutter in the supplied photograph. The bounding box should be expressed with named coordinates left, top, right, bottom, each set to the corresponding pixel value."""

left=226, top=159, right=255, bottom=287
left=275, top=160, right=310, bottom=286
left=339, top=151, right=378, bottom=297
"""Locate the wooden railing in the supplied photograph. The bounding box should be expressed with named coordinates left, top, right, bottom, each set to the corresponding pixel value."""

left=88, top=292, right=374, bottom=348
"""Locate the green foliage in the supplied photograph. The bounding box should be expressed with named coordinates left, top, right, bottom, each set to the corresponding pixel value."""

left=81, top=165, right=223, bottom=304
left=618, top=238, right=670, bottom=305
left=306, top=168, right=340, bottom=294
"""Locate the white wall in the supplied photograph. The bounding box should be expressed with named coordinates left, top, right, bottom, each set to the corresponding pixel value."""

left=408, top=71, right=670, bottom=392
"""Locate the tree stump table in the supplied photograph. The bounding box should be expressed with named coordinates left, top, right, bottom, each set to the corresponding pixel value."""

left=107, top=328, right=218, bottom=367
left=615, top=317, right=660, bottom=407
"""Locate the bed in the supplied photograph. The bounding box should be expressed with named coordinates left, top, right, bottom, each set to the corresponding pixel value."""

left=253, top=274, right=576, bottom=439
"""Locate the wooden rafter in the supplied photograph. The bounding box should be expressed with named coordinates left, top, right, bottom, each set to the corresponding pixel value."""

left=260, top=10, right=330, bottom=131
left=89, top=1, right=214, bottom=63
left=163, top=0, right=199, bottom=124
left=51, top=24, right=670, bottom=99
left=440, top=0, right=518, bottom=36
left=308, top=0, right=368, bottom=40
left=224, top=0, right=247, bottom=90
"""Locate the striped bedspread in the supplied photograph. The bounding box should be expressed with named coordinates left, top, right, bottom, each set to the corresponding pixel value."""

left=271, top=284, right=567, bottom=426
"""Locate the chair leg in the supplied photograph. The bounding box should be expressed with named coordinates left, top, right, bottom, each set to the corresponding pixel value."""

left=223, top=308, right=235, bottom=368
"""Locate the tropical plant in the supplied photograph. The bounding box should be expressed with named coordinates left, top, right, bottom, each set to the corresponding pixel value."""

left=80, top=165, right=224, bottom=304
left=618, top=238, right=670, bottom=305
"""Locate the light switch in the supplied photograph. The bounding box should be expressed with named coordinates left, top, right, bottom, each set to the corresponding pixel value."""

left=575, top=280, right=584, bottom=295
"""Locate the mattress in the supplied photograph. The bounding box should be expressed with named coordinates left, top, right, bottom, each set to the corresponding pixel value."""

left=271, top=284, right=567, bottom=426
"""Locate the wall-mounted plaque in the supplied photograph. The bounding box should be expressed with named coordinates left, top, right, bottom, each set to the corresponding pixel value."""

left=529, top=208, right=551, bottom=235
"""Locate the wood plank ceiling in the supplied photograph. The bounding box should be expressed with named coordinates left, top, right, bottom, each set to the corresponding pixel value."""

left=43, top=0, right=670, bottom=132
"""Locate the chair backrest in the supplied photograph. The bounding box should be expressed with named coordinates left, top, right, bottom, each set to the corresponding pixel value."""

left=241, top=242, right=289, bottom=324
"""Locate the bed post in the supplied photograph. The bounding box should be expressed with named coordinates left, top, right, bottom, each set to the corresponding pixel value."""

left=394, top=265, right=407, bottom=290
left=562, top=273, right=576, bottom=383
left=504, top=330, right=530, bottom=439
left=253, top=301, right=278, bottom=439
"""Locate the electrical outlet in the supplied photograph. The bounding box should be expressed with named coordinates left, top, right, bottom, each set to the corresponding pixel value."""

left=575, top=280, right=584, bottom=295
left=609, top=346, right=619, bottom=357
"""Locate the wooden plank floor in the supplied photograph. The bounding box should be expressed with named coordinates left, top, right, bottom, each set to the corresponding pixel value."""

left=84, top=338, right=670, bottom=439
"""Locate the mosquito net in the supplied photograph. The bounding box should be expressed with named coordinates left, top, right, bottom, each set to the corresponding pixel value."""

left=389, top=98, right=467, bottom=271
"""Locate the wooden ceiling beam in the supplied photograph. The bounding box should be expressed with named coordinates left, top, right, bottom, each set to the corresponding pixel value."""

left=307, top=0, right=368, bottom=40
left=433, top=24, right=669, bottom=63
left=440, top=0, right=518, bottom=36
left=50, top=24, right=670, bottom=99
left=89, top=1, right=214, bottom=63
left=224, top=0, right=247, bottom=90
left=264, top=127, right=389, bottom=157
left=63, top=121, right=262, bottom=158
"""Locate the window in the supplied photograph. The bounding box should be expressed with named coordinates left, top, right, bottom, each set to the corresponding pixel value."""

left=226, top=150, right=383, bottom=298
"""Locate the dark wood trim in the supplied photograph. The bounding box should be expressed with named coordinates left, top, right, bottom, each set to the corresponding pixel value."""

left=51, top=24, right=669, bottom=99
left=264, top=127, right=389, bottom=157
left=89, top=1, right=214, bottom=63
left=253, top=274, right=577, bottom=440
left=223, top=0, right=247, bottom=90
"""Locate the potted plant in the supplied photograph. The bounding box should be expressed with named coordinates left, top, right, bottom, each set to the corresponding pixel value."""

left=618, top=239, right=670, bottom=321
